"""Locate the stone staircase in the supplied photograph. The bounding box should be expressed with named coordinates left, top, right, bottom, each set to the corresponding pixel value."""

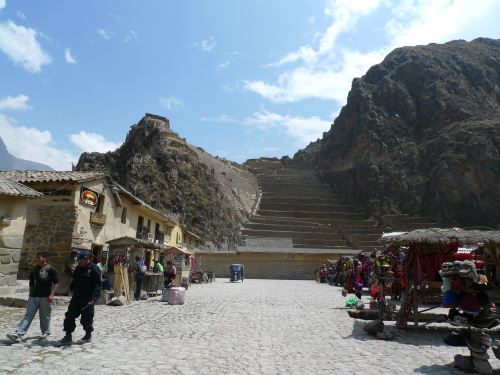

left=240, top=160, right=443, bottom=253
left=241, top=163, right=387, bottom=251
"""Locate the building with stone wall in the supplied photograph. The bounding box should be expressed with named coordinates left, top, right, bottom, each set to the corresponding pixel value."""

left=0, top=171, right=200, bottom=293
left=0, top=176, right=42, bottom=295
left=196, top=248, right=360, bottom=280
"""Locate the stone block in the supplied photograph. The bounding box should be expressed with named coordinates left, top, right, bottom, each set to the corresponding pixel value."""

left=0, top=236, right=23, bottom=249
left=0, top=262, right=20, bottom=275
left=0, top=286, right=17, bottom=296
left=0, top=254, right=12, bottom=264
left=0, top=273, right=17, bottom=287
left=0, top=248, right=12, bottom=256
left=11, top=249, right=20, bottom=262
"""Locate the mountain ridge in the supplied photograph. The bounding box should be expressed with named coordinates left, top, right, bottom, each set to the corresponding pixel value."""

left=294, top=38, right=500, bottom=228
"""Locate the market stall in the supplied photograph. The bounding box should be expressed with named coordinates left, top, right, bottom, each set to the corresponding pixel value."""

left=382, top=228, right=500, bottom=329
left=162, top=245, right=194, bottom=289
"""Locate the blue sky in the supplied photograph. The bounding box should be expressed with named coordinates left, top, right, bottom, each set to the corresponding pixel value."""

left=0, top=0, right=499, bottom=170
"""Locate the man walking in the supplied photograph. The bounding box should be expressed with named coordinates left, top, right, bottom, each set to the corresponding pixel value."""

left=6, top=252, right=59, bottom=342
left=59, top=252, right=101, bottom=344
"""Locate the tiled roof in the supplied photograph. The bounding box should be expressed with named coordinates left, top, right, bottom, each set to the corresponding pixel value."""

left=0, top=176, right=43, bottom=198
left=0, top=170, right=107, bottom=184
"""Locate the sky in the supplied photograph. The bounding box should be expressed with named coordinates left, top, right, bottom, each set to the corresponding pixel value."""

left=0, top=0, right=499, bottom=170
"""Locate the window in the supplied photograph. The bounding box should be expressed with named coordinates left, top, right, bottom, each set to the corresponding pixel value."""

left=147, top=219, right=151, bottom=231
left=154, top=223, right=159, bottom=234
left=121, top=207, right=127, bottom=224
left=137, top=215, right=144, bottom=231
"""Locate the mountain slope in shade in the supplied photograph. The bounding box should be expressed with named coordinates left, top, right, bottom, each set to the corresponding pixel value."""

left=295, top=38, right=500, bottom=228
left=76, top=114, right=258, bottom=250
left=0, top=136, right=54, bottom=171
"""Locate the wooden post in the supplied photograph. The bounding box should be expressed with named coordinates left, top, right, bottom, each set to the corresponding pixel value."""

left=413, top=282, right=418, bottom=328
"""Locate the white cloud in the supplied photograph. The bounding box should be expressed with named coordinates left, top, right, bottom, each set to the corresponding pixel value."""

left=0, top=114, right=77, bottom=170
left=242, top=109, right=331, bottom=145
left=245, top=0, right=500, bottom=106
left=200, top=114, right=238, bottom=123
left=69, top=131, right=119, bottom=153
left=0, top=94, right=30, bottom=111
left=17, top=11, right=26, bottom=20
left=202, top=109, right=331, bottom=147
left=386, top=0, right=497, bottom=47
left=159, top=96, right=184, bottom=110
left=64, top=47, right=76, bottom=64
left=216, top=61, right=230, bottom=72
left=122, top=29, right=138, bottom=43
left=0, top=0, right=5, bottom=10
left=195, top=36, right=217, bottom=52
left=246, top=49, right=386, bottom=103
left=98, top=28, right=115, bottom=40
left=0, top=20, right=51, bottom=73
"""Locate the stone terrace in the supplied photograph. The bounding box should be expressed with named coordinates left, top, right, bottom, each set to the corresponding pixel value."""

left=242, top=162, right=386, bottom=251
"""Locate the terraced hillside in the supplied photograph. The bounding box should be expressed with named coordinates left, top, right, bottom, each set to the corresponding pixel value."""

left=242, top=159, right=386, bottom=252
left=240, top=158, right=442, bottom=254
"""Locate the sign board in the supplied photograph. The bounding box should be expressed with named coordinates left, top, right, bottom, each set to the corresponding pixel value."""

left=173, top=255, right=183, bottom=268
left=80, top=187, right=99, bottom=208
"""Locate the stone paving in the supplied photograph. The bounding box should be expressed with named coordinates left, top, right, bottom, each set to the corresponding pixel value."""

left=0, top=280, right=499, bottom=374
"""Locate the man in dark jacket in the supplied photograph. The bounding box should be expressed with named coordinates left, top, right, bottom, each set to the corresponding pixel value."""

left=59, top=251, right=101, bottom=344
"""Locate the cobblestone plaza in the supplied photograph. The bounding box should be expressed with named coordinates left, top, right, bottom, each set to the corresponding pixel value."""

left=0, top=280, right=499, bottom=374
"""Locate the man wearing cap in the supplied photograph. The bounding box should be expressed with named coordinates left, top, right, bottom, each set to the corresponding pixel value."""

left=59, top=252, right=101, bottom=344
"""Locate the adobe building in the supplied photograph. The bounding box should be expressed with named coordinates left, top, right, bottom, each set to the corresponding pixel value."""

left=0, top=171, right=199, bottom=292
left=0, top=176, right=42, bottom=295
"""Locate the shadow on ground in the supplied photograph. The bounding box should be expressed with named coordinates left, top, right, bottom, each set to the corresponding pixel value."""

left=348, top=319, right=500, bottom=348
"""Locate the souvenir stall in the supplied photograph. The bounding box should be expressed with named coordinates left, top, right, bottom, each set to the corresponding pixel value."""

left=106, top=236, right=164, bottom=297
left=163, top=245, right=194, bottom=289
left=381, top=228, right=500, bottom=329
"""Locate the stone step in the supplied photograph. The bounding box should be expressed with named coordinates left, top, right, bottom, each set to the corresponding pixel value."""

left=291, top=240, right=349, bottom=248
left=0, top=294, right=70, bottom=308
left=348, top=233, right=382, bottom=242
left=243, top=222, right=340, bottom=233
left=257, top=176, right=317, bottom=183
left=343, top=228, right=386, bottom=234
left=262, top=192, right=341, bottom=200
left=257, top=210, right=367, bottom=220
left=259, top=202, right=360, bottom=212
left=249, top=216, right=378, bottom=227
left=352, top=240, right=384, bottom=249
left=242, top=229, right=344, bottom=241
left=260, top=197, right=346, bottom=205
left=386, top=222, right=439, bottom=231
left=259, top=184, right=331, bottom=195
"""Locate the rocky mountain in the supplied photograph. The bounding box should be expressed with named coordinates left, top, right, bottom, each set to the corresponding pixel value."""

left=76, top=114, right=257, bottom=249
left=0, top=136, right=54, bottom=171
left=295, top=38, right=500, bottom=228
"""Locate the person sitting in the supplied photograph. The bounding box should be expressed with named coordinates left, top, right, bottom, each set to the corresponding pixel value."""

left=163, top=261, right=176, bottom=288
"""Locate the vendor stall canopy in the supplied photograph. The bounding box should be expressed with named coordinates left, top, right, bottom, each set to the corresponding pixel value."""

left=381, top=228, right=500, bottom=246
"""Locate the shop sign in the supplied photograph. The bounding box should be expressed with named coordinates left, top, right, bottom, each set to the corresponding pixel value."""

left=80, top=187, right=99, bottom=208
left=173, top=255, right=183, bottom=268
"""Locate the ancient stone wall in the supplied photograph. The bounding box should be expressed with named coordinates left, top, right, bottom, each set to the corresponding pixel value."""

left=0, top=197, right=29, bottom=295
left=19, top=196, right=77, bottom=279
left=196, top=252, right=340, bottom=280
